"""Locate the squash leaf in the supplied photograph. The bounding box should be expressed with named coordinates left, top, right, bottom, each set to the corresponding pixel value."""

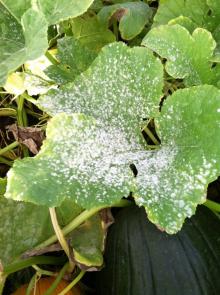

left=168, top=16, right=197, bottom=33
left=0, top=3, right=48, bottom=85
left=45, top=37, right=97, bottom=84
left=97, top=2, right=153, bottom=40
left=6, top=113, right=135, bottom=208
left=38, top=42, right=163, bottom=143
left=5, top=85, right=220, bottom=234
left=153, top=0, right=209, bottom=27
left=153, top=0, right=220, bottom=59
left=69, top=214, right=105, bottom=268
left=0, top=0, right=32, bottom=20
left=0, top=193, right=104, bottom=268
left=60, top=15, right=116, bottom=52
left=142, top=25, right=217, bottom=86
left=0, top=196, right=53, bottom=266
left=36, top=0, right=95, bottom=25
left=135, top=85, right=220, bottom=233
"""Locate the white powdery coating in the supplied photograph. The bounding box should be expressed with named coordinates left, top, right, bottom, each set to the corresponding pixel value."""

left=134, top=146, right=218, bottom=233
left=38, top=42, right=163, bottom=141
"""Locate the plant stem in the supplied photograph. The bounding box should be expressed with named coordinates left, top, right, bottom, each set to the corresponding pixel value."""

left=204, top=199, right=220, bottom=212
left=26, top=273, right=38, bottom=295
left=44, top=263, right=69, bottom=295
left=0, top=108, right=16, bottom=117
left=58, top=270, right=85, bottom=295
left=45, top=51, right=59, bottom=65
left=0, top=141, right=19, bottom=156
left=143, top=126, right=160, bottom=145
left=3, top=256, right=66, bottom=276
left=113, top=20, right=119, bottom=41
left=17, top=95, right=27, bottom=127
left=0, top=273, right=7, bottom=295
left=32, top=265, right=55, bottom=277
left=34, top=199, right=132, bottom=251
left=49, top=208, right=75, bottom=271
left=17, top=95, right=29, bottom=157
left=0, top=156, right=13, bottom=166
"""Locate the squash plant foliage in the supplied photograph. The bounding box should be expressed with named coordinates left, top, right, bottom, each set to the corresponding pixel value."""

left=1, top=0, right=220, bottom=283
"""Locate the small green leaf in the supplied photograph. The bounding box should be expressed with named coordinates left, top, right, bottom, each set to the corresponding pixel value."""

left=98, top=2, right=152, bottom=40
left=61, top=15, right=116, bottom=52
left=69, top=214, right=104, bottom=267
left=36, top=0, right=94, bottom=25
left=0, top=4, right=48, bottom=85
left=168, top=16, right=197, bottom=33
left=45, top=37, right=97, bottom=84
left=134, top=85, right=220, bottom=233
left=153, top=0, right=220, bottom=59
left=142, top=25, right=217, bottom=86
left=153, top=0, right=209, bottom=27
left=38, top=42, right=163, bottom=142
left=6, top=113, right=134, bottom=208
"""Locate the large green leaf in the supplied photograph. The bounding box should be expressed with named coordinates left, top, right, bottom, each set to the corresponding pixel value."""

left=97, top=2, right=152, bottom=40
left=5, top=85, right=220, bottom=233
left=6, top=113, right=134, bottom=208
left=134, top=85, right=220, bottom=233
left=0, top=0, right=32, bottom=20
left=60, top=15, right=116, bottom=52
left=45, top=37, right=97, bottom=84
left=38, top=42, right=163, bottom=142
left=0, top=3, right=48, bottom=85
left=142, top=25, right=217, bottom=86
left=36, top=0, right=94, bottom=25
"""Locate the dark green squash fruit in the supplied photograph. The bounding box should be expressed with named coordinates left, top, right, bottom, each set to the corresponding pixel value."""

left=94, top=205, right=220, bottom=295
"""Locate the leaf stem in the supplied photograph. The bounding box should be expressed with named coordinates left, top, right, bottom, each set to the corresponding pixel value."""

left=3, top=256, right=66, bottom=276
left=26, top=273, right=38, bottom=295
left=113, top=20, right=119, bottom=41
left=0, top=141, right=19, bottom=156
left=17, top=95, right=28, bottom=127
left=17, top=95, right=29, bottom=157
left=44, top=263, right=69, bottom=295
left=0, top=273, right=7, bottom=295
left=0, top=108, right=16, bottom=117
left=49, top=208, right=75, bottom=271
left=45, top=51, right=59, bottom=65
left=33, top=199, right=132, bottom=251
left=58, top=270, right=85, bottom=295
left=0, top=156, right=13, bottom=166
left=143, top=126, right=160, bottom=145
left=32, top=265, right=55, bottom=277
left=204, top=199, right=220, bottom=212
